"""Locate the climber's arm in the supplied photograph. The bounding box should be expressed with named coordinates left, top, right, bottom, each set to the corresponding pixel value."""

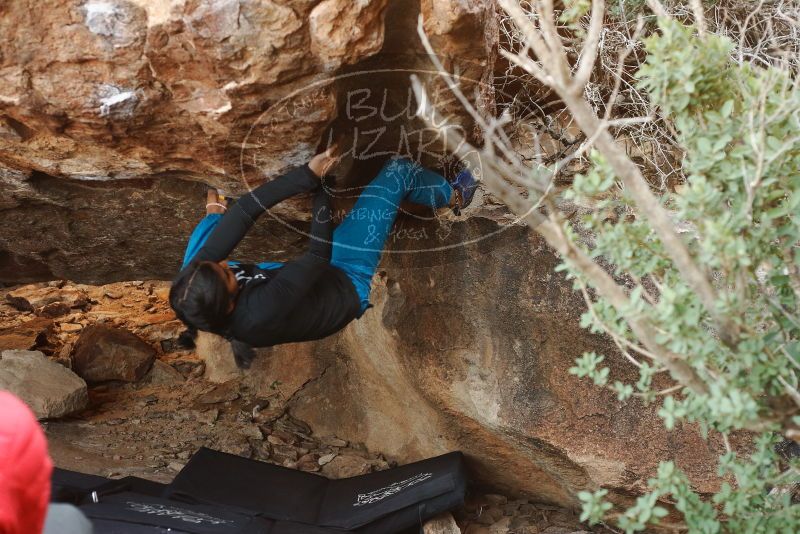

left=191, top=164, right=320, bottom=263
left=307, top=179, right=333, bottom=261
left=236, top=185, right=333, bottom=324
left=181, top=214, right=225, bottom=268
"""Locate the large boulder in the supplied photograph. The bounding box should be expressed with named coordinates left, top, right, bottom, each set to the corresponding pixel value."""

left=0, top=349, right=88, bottom=419
left=72, top=324, right=156, bottom=383
left=256, top=221, right=730, bottom=508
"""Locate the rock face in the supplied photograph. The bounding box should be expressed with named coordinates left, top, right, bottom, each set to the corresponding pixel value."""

left=72, top=324, right=156, bottom=383
left=255, top=221, right=730, bottom=508
left=0, top=349, right=88, bottom=419
left=0, top=0, right=725, bottom=515
left=0, top=0, right=496, bottom=285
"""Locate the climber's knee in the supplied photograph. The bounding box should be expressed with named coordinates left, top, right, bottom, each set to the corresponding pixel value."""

left=380, top=156, right=421, bottom=190
left=383, top=155, right=413, bottom=173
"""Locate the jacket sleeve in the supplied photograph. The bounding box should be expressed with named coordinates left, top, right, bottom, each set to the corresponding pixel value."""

left=182, top=214, right=224, bottom=268
left=192, top=164, right=320, bottom=263
left=238, top=184, right=334, bottom=323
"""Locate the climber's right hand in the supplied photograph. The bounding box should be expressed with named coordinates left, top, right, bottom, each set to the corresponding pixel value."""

left=308, top=143, right=341, bottom=179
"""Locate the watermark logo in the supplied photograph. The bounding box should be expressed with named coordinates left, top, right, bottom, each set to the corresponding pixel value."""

left=229, top=57, right=522, bottom=256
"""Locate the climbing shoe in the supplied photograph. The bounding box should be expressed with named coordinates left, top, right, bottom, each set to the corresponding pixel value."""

left=450, top=168, right=478, bottom=215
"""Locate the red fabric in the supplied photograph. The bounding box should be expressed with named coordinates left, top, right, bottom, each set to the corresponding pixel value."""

left=0, top=391, right=53, bottom=534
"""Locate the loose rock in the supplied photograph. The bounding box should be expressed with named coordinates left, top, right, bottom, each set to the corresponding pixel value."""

left=0, top=350, right=88, bottom=419
left=318, top=452, right=337, bottom=466
left=196, top=380, right=241, bottom=404
left=321, top=454, right=371, bottom=478
left=143, top=360, right=184, bottom=386
left=72, top=325, right=155, bottom=384
left=0, top=317, right=54, bottom=351
left=320, top=435, right=348, bottom=447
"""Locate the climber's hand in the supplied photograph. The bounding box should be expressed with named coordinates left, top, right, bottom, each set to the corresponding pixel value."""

left=308, top=143, right=341, bottom=179
left=206, top=188, right=228, bottom=215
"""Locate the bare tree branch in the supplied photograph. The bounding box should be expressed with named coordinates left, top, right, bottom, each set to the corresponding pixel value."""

left=572, top=0, right=608, bottom=93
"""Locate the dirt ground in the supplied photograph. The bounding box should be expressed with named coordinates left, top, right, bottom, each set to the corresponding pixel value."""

left=1, top=280, right=611, bottom=534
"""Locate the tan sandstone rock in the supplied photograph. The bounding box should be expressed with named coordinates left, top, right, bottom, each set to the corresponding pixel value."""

left=0, top=349, right=88, bottom=419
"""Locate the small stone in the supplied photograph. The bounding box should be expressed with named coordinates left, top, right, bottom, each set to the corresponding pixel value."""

left=270, top=429, right=297, bottom=445
left=318, top=452, right=337, bottom=466
left=368, top=458, right=390, bottom=471
left=548, top=511, right=580, bottom=528
left=143, top=360, right=184, bottom=385
left=321, top=454, right=370, bottom=479
left=484, top=494, right=508, bottom=506
left=320, top=435, right=348, bottom=447
left=172, top=359, right=203, bottom=378
left=518, top=504, right=537, bottom=515
left=112, top=455, right=121, bottom=461
left=195, top=408, right=219, bottom=425
left=253, top=406, right=283, bottom=425
left=477, top=507, right=504, bottom=526
left=271, top=444, right=299, bottom=463
left=60, top=323, right=83, bottom=333
left=140, top=395, right=158, bottom=406
left=55, top=342, right=74, bottom=368
left=267, top=434, right=288, bottom=446
left=37, top=301, right=71, bottom=318
left=502, top=502, right=521, bottom=515
left=177, top=451, right=191, bottom=460
left=509, top=516, right=535, bottom=530
left=242, top=426, right=264, bottom=440
left=488, top=516, right=512, bottom=533
left=196, top=380, right=240, bottom=404
left=168, top=461, right=186, bottom=472
left=279, top=416, right=311, bottom=435
left=297, top=453, right=320, bottom=472
left=423, top=513, right=461, bottom=533
left=103, top=291, right=122, bottom=300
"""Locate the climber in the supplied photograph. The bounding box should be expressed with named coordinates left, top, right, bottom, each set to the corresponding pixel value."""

left=169, top=144, right=478, bottom=368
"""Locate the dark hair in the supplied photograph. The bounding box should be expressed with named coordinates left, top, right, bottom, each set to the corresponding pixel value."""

left=169, top=261, right=231, bottom=332
left=169, top=261, right=256, bottom=369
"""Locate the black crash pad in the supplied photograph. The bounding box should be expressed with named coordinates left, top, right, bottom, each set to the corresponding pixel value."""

left=168, top=447, right=467, bottom=533
left=51, top=447, right=467, bottom=534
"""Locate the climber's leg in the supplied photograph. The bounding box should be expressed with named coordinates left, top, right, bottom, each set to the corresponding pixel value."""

left=330, top=157, right=453, bottom=311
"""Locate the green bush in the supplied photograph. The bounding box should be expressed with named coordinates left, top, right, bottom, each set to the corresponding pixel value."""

left=563, top=18, right=800, bottom=532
